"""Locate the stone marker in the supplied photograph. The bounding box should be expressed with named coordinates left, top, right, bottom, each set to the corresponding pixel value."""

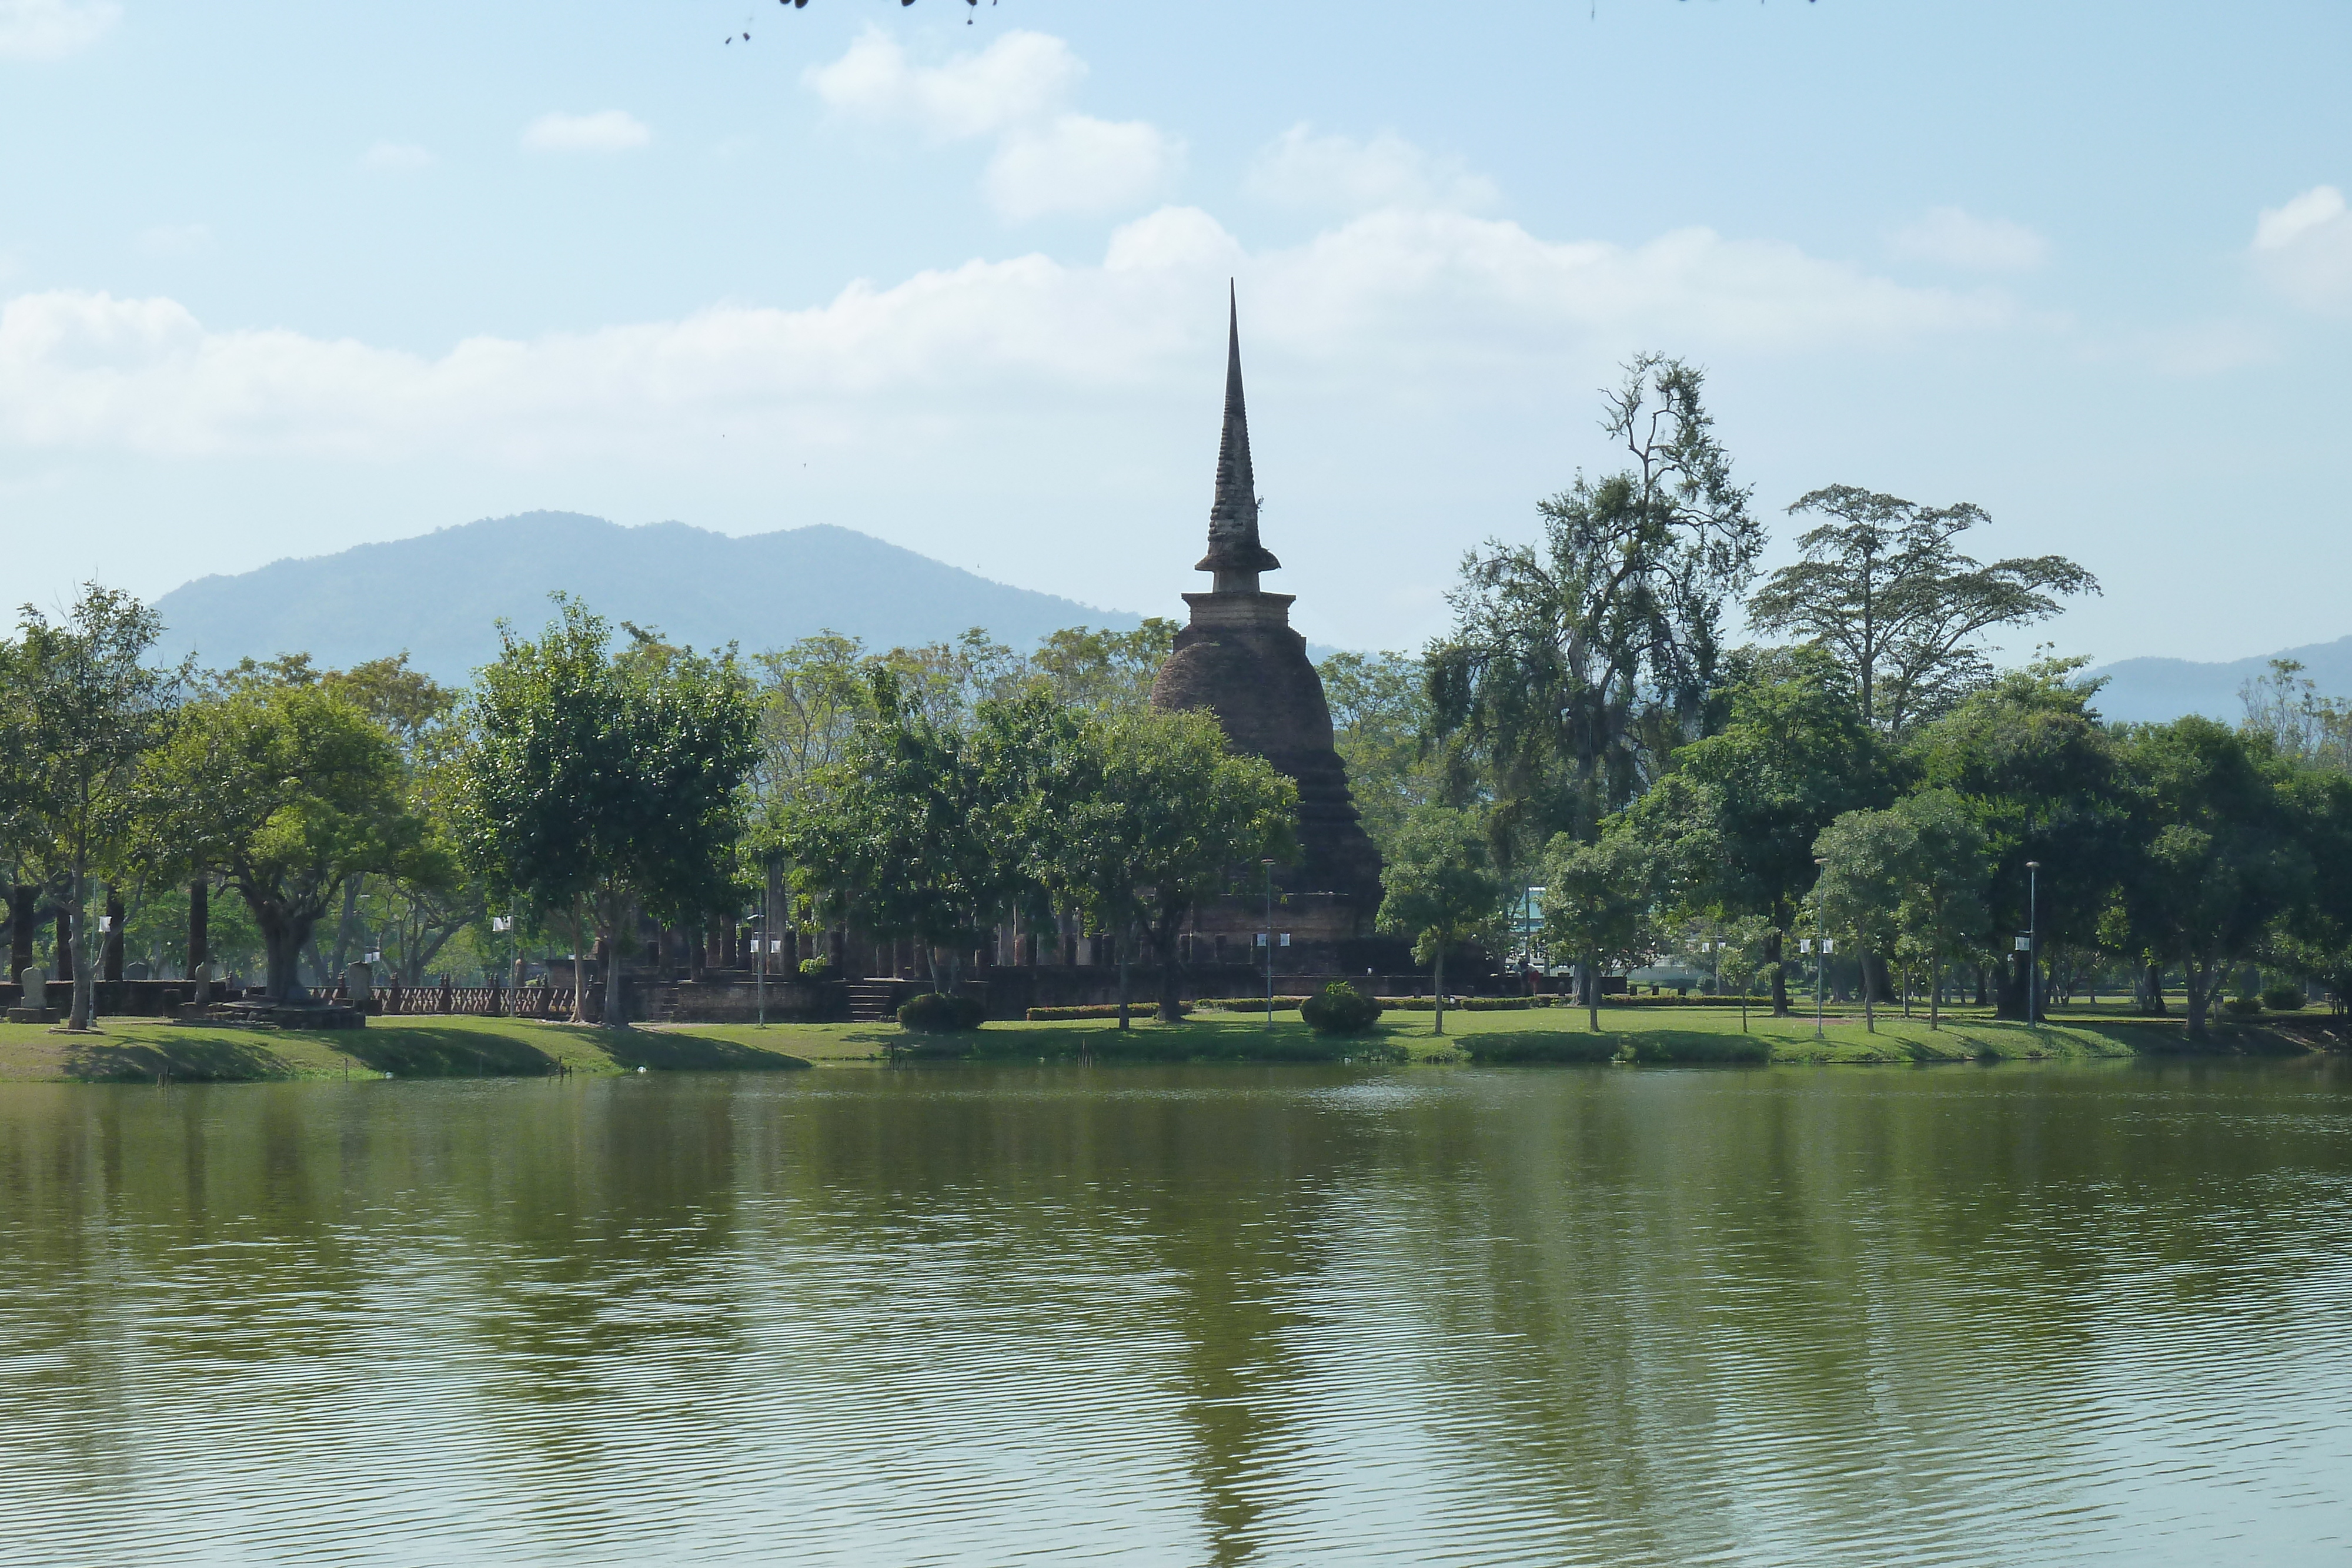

left=345, top=962, right=373, bottom=1011
left=8, top=964, right=58, bottom=1025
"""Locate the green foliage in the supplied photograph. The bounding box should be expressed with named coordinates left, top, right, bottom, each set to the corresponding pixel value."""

left=1300, top=982, right=1382, bottom=1035
left=2114, top=718, right=2314, bottom=1040
left=1542, top=830, right=1662, bottom=1029
left=1749, top=486, right=2097, bottom=732
left=2261, top=981, right=2306, bottom=1011
left=1318, top=649, right=1441, bottom=865
left=1026, top=1002, right=1194, bottom=1021
left=1429, top=354, right=1762, bottom=863
left=1378, top=804, right=1506, bottom=1031
left=897, top=991, right=987, bottom=1032
left=797, top=957, right=833, bottom=979
left=462, top=596, right=758, bottom=1024
left=135, top=679, right=422, bottom=1000
left=1028, top=620, right=1179, bottom=714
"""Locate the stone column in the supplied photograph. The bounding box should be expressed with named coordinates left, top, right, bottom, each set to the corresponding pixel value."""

left=188, top=881, right=211, bottom=1003
left=54, top=908, right=72, bottom=982
left=103, top=893, right=126, bottom=982
left=8, top=885, right=31, bottom=987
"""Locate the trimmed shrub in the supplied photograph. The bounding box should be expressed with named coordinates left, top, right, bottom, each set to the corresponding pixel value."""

left=1463, top=1035, right=1622, bottom=1064
left=1381, top=995, right=1539, bottom=1012
left=898, top=992, right=987, bottom=1032
left=1025, top=1002, right=1190, bottom=1021
left=2222, top=996, right=2265, bottom=1017
left=2263, top=982, right=2307, bottom=1012
left=1196, top=996, right=1311, bottom=1011
left=1301, top=982, right=1382, bottom=1036
left=1625, top=1036, right=1772, bottom=1064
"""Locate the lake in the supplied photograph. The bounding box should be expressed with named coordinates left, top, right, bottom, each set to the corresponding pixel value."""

left=2, top=1061, right=2349, bottom=1566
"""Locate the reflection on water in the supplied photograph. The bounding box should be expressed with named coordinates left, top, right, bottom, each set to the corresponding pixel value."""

left=2, top=1062, right=2350, bottom=1565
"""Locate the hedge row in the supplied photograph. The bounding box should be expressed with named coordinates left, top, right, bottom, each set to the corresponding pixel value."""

left=1025, top=1002, right=1192, bottom=1021
left=1196, top=997, right=1311, bottom=1011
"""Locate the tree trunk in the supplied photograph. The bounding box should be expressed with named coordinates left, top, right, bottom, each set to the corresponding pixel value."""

left=329, top=875, right=362, bottom=979
left=2183, top=958, right=2211, bottom=1043
left=9, top=884, right=34, bottom=987
left=1768, top=927, right=1790, bottom=1015
left=1862, top=949, right=1895, bottom=1005
left=67, top=852, right=93, bottom=1031
left=1585, top=947, right=1600, bottom=1033
left=600, top=902, right=627, bottom=1028
left=569, top=901, right=590, bottom=1024
left=1116, top=924, right=1133, bottom=1031
left=1434, top=947, right=1446, bottom=1036
left=1860, top=934, right=1875, bottom=1033
left=2140, top=961, right=2167, bottom=1015
left=1928, top=952, right=1940, bottom=1031
left=257, top=902, right=313, bottom=1002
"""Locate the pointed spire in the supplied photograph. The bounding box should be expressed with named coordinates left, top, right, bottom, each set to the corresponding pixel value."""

left=1195, top=280, right=1280, bottom=590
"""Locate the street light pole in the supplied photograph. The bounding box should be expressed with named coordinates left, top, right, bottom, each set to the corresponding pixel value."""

left=1813, top=857, right=1829, bottom=1040
left=2025, top=858, right=2041, bottom=1025
left=1262, top=858, right=1277, bottom=1028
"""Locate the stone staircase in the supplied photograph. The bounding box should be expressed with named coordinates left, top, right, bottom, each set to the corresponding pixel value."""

left=847, top=982, right=900, bottom=1022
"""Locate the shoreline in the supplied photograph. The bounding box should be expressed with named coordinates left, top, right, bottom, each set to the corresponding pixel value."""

left=0, top=1005, right=2339, bottom=1084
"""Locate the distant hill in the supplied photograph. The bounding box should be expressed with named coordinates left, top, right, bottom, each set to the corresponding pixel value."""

left=2087, top=634, right=2352, bottom=725
left=152, top=512, right=1144, bottom=683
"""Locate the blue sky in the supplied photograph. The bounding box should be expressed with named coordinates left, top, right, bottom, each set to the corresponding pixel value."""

left=2, top=0, right=2348, bottom=664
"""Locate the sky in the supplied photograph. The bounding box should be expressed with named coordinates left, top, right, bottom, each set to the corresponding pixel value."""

left=2, top=0, right=2349, bottom=664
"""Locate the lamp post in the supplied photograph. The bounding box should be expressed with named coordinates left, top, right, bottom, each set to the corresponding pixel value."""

left=1262, top=858, right=1277, bottom=1028
left=1812, top=857, right=1829, bottom=1039
left=2025, top=859, right=2041, bottom=1025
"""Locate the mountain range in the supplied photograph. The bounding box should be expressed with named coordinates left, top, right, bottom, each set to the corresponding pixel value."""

left=148, top=509, right=2346, bottom=724
left=152, top=512, right=1144, bottom=683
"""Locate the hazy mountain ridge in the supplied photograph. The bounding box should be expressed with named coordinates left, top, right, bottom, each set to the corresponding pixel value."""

left=2085, top=636, right=2352, bottom=725
left=152, top=512, right=1147, bottom=683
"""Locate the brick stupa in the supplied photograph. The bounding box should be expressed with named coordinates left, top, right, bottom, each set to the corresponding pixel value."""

left=1150, top=289, right=1385, bottom=956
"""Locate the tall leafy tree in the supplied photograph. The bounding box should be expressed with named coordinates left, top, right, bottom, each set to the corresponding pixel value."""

left=2114, top=718, right=2314, bottom=1042
left=1749, top=486, right=2098, bottom=733
left=1812, top=808, right=1917, bottom=1032
left=1542, top=830, right=1661, bottom=1032
left=463, top=598, right=757, bottom=1025
left=1429, top=353, right=1762, bottom=865
left=1317, top=649, right=1441, bottom=866
left=1377, top=805, right=1506, bottom=1034
left=5, top=587, right=187, bottom=1029
left=1622, top=647, right=1884, bottom=1014
left=1002, top=700, right=1298, bottom=1027
left=135, top=680, right=421, bottom=1002
left=1888, top=788, right=1989, bottom=1029
left=1906, top=658, right=2128, bottom=1017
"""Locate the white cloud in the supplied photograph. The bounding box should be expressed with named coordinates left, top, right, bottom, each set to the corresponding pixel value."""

left=985, top=115, right=1182, bottom=222
left=806, top=29, right=1173, bottom=223
left=0, top=208, right=2006, bottom=466
left=137, top=223, right=210, bottom=257
left=806, top=28, right=1082, bottom=140
left=1887, top=206, right=2049, bottom=272
left=522, top=110, right=650, bottom=155
left=0, top=0, right=118, bottom=61
left=2251, top=185, right=2352, bottom=316
left=1245, top=125, right=1498, bottom=216
left=362, top=141, right=434, bottom=173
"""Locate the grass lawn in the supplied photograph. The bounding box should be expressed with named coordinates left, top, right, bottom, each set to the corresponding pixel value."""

left=0, top=1001, right=2337, bottom=1082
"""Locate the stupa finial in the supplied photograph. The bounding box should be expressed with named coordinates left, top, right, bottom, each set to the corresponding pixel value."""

left=1195, top=281, right=1281, bottom=592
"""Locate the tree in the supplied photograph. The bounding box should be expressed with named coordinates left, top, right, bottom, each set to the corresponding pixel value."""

left=5, top=587, right=187, bottom=1029
left=463, top=599, right=757, bottom=1026
left=1030, top=620, right=1179, bottom=715
left=135, top=681, right=422, bottom=1002
left=1906, top=657, right=2128, bottom=1018
left=2240, top=658, right=2352, bottom=772
left=1749, top=486, right=2098, bottom=733
left=1812, top=808, right=1917, bottom=1032
left=1542, top=830, right=1661, bottom=1032
left=1621, top=646, right=1883, bottom=1014
left=2114, top=718, right=2314, bottom=1042
left=784, top=669, right=1002, bottom=996
left=1429, top=353, right=1762, bottom=865
left=1318, top=650, right=1441, bottom=865
left=1377, top=805, right=1505, bottom=1034
left=1887, top=789, right=1988, bottom=1029
left=1003, top=701, right=1298, bottom=1027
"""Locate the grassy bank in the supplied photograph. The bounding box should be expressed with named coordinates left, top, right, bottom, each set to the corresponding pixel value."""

left=0, top=1002, right=2338, bottom=1082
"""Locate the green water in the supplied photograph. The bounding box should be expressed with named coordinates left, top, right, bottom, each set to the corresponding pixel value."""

left=3, top=1061, right=2349, bottom=1566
